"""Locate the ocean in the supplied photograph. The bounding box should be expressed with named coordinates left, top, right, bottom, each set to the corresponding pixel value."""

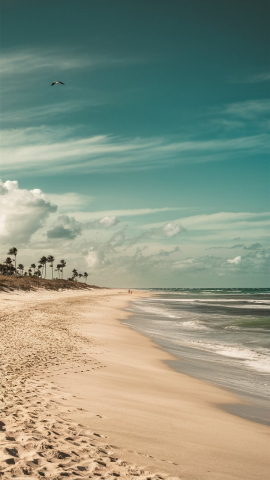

left=125, top=288, right=270, bottom=425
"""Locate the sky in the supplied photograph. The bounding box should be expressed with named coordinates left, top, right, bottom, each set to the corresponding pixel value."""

left=0, top=0, right=269, bottom=287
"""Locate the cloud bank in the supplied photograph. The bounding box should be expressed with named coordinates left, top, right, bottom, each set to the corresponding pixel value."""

left=0, top=179, right=57, bottom=244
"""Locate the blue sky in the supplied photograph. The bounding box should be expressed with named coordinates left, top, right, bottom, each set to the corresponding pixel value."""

left=1, top=0, right=269, bottom=287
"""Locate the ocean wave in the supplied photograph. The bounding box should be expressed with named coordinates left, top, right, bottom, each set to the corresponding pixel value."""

left=246, top=358, right=270, bottom=374
left=152, top=298, right=270, bottom=304
left=194, top=343, right=270, bottom=374
left=130, top=294, right=270, bottom=377
left=180, top=320, right=209, bottom=330
left=133, top=303, right=180, bottom=319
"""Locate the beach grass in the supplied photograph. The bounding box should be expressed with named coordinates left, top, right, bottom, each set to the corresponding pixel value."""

left=0, top=275, right=101, bottom=292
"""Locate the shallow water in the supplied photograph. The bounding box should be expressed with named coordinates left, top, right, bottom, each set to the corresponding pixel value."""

left=125, top=288, right=270, bottom=425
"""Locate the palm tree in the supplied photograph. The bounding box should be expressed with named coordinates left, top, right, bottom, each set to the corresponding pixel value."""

left=39, top=256, right=47, bottom=278
left=47, top=255, right=55, bottom=280
left=8, top=247, right=18, bottom=270
left=18, top=264, right=24, bottom=275
left=60, top=259, right=66, bottom=279
left=0, top=263, right=8, bottom=275
left=78, top=273, right=83, bottom=281
left=83, top=272, right=88, bottom=283
left=28, top=268, right=32, bottom=276
left=72, top=269, right=78, bottom=281
left=31, top=263, right=36, bottom=272
left=4, top=257, right=13, bottom=274
left=56, top=264, right=62, bottom=279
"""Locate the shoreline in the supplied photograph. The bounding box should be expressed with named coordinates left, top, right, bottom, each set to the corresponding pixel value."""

left=124, top=293, right=270, bottom=426
left=1, top=289, right=270, bottom=479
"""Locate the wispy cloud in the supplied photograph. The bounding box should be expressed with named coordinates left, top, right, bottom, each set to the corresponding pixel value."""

left=209, top=99, right=270, bottom=133
left=223, top=99, right=270, bottom=119
left=2, top=100, right=105, bottom=126
left=69, top=207, right=181, bottom=222
left=206, top=243, right=266, bottom=251
left=45, top=192, right=93, bottom=212
left=1, top=125, right=268, bottom=175
left=247, top=73, right=270, bottom=83
left=1, top=47, right=138, bottom=77
left=233, top=72, right=270, bottom=84
left=144, top=212, right=270, bottom=231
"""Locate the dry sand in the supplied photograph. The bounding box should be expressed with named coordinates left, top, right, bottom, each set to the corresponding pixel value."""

left=1, top=289, right=270, bottom=480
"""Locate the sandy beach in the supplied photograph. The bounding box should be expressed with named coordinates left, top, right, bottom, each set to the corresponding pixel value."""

left=1, top=289, right=270, bottom=480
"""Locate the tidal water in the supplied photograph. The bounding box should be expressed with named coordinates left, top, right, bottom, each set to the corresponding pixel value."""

left=125, top=288, right=270, bottom=425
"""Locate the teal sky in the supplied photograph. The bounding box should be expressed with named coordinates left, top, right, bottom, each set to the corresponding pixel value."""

left=1, top=0, right=269, bottom=287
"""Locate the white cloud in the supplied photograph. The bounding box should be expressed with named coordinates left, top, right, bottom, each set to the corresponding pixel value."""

left=84, top=215, right=120, bottom=229
left=98, top=216, right=119, bottom=227
left=85, top=250, right=103, bottom=268
left=0, top=179, right=57, bottom=244
left=227, top=256, right=242, bottom=264
left=0, top=179, right=18, bottom=193
left=163, top=222, right=182, bottom=237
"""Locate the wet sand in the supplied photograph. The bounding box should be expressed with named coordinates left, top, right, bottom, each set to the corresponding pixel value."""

left=1, top=289, right=270, bottom=479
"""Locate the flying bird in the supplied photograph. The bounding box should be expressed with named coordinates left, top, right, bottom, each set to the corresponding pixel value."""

left=51, top=81, right=65, bottom=86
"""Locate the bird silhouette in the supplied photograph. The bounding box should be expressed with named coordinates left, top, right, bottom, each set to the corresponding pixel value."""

left=51, top=81, right=65, bottom=86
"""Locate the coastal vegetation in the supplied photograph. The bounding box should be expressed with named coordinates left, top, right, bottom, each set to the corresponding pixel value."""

left=0, top=275, right=98, bottom=292
left=0, top=247, right=93, bottom=291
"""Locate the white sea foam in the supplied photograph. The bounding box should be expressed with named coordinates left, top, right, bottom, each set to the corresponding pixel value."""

left=151, top=298, right=270, bottom=304
left=190, top=342, right=270, bottom=374
left=135, top=304, right=180, bottom=319
left=217, top=303, right=270, bottom=309
left=213, top=345, right=258, bottom=360
left=246, top=358, right=270, bottom=374
left=180, top=320, right=208, bottom=330
left=131, top=293, right=270, bottom=377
